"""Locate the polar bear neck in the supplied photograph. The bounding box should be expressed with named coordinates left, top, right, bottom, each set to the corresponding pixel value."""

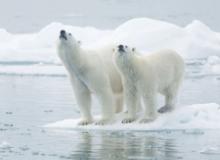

left=59, top=43, right=86, bottom=74
left=67, top=45, right=82, bottom=64
left=116, top=53, right=138, bottom=80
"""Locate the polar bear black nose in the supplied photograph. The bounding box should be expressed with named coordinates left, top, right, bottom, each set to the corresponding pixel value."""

left=118, top=44, right=124, bottom=52
left=60, top=30, right=66, bottom=36
left=60, top=30, right=67, bottom=40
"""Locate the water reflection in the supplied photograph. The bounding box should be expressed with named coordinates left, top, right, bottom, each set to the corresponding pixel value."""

left=68, top=131, right=180, bottom=160
left=71, top=132, right=93, bottom=160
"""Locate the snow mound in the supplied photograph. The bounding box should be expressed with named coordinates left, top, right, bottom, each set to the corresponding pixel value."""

left=45, top=103, right=220, bottom=131
left=110, top=18, right=186, bottom=54
left=0, top=18, right=220, bottom=61
left=0, top=18, right=220, bottom=75
left=110, top=18, right=220, bottom=59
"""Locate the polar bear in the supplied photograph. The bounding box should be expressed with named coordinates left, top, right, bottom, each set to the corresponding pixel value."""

left=57, top=30, right=123, bottom=125
left=113, top=45, right=184, bottom=123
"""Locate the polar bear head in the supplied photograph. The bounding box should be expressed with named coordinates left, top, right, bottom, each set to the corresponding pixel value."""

left=57, top=30, right=81, bottom=53
left=113, top=44, right=137, bottom=70
left=114, top=44, right=136, bottom=55
left=113, top=44, right=136, bottom=61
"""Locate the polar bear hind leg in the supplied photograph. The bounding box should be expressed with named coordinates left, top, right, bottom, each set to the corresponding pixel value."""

left=114, top=94, right=123, bottom=113
left=158, top=81, right=180, bottom=113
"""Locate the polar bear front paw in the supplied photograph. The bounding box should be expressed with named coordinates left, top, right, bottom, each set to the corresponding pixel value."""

left=122, top=117, right=135, bottom=124
left=77, top=119, right=93, bottom=126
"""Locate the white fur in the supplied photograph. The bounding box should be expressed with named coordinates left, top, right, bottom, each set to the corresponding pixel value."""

left=113, top=46, right=184, bottom=123
left=57, top=31, right=123, bottom=125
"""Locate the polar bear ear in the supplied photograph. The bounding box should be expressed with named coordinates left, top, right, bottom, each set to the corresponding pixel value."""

left=132, top=48, right=136, bottom=52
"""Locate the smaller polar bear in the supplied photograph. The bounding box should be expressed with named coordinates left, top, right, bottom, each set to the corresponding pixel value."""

left=57, top=30, right=123, bottom=125
left=113, top=45, right=184, bottom=123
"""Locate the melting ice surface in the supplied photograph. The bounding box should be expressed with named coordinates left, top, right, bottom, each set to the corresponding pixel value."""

left=45, top=103, right=220, bottom=131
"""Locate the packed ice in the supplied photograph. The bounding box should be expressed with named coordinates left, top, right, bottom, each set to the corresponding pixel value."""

left=45, top=103, right=220, bottom=131
left=0, top=18, right=220, bottom=76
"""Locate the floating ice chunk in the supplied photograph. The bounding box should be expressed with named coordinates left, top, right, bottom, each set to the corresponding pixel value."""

left=0, top=64, right=66, bottom=77
left=45, top=103, right=220, bottom=131
left=0, top=141, right=11, bottom=149
left=200, top=146, right=220, bottom=155
left=202, top=56, right=220, bottom=75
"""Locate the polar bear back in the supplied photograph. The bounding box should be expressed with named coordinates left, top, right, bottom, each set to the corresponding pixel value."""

left=144, top=49, right=184, bottom=90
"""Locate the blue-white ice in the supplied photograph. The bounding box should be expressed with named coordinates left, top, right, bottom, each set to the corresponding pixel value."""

left=0, top=18, right=220, bottom=76
left=45, top=103, right=220, bottom=131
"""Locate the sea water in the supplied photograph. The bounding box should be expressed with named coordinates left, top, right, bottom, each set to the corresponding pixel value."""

left=0, top=75, right=220, bottom=160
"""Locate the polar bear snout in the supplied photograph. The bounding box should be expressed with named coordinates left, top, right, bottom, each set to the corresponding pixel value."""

left=118, top=44, right=125, bottom=52
left=60, top=30, right=65, bottom=35
left=60, top=30, right=67, bottom=40
left=117, top=44, right=129, bottom=53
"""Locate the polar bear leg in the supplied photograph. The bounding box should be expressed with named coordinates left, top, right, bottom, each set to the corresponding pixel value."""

left=122, top=83, right=138, bottom=123
left=70, top=76, right=93, bottom=125
left=158, top=82, right=180, bottom=113
left=136, top=100, right=142, bottom=112
left=123, top=99, right=141, bottom=113
left=140, top=91, right=157, bottom=123
left=95, top=88, right=114, bottom=125
left=158, top=95, right=176, bottom=114
left=114, top=94, right=123, bottom=113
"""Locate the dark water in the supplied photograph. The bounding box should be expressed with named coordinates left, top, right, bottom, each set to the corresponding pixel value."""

left=0, top=0, right=220, bottom=33
left=0, top=74, right=220, bottom=160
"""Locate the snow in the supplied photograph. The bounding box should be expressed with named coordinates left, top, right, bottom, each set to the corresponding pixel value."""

left=110, top=18, right=220, bottom=59
left=45, top=103, right=220, bottom=131
left=0, top=18, right=220, bottom=62
left=0, top=22, right=111, bottom=63
left=0, top=18, right=220, bottom=76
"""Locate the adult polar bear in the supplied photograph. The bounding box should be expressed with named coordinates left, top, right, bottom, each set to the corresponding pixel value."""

left=114, top=45, right=184, bottom=123
left=57, top=30, right=123, bottom=125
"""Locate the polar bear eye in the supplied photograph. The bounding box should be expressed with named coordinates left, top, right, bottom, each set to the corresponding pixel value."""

left=125, top=45, right=128, bottom=48
left=68, top=33, right=72, bottom=36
